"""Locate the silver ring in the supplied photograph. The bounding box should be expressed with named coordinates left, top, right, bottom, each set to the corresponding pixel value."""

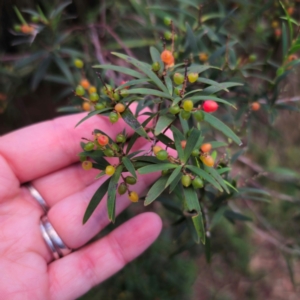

left=40, top=215, right=72, bottom=260
left=24, top=183, right=49, bottom=213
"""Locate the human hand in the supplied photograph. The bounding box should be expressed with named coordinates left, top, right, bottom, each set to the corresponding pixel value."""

left=0, top=113, right=162, bottom=299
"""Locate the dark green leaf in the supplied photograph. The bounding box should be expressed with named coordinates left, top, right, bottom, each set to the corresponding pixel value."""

left=93, top=64, right=144, bottom=79
left=122, top=157, right=137, bottom=178
left=150, top=46, right=164, bottom=72
left=183, top=186, right=200, bottom=212
left=75, top=108, right=112, bottom=127
left=203, top=112, right=242, bottom=146
left=183, top=128, right=203, bottom=163
left=156, top=133, right=175, bottom=149
left=155, top=114, right=176, bottom=136
left=192, top=212, right=206, bottom=244
left=185, top=22, right=199, bottom=53
left=125, top=88, right=173, bottom=99
left=53, top=55, right=74, bottom=85
left=138, top=163, right=177, bottom=174
left=202, top=82, right=243, bottom=95
left=164, top=75, right=173, bottom=95
left=169, top=171, right=182, bottom=193
left=83, top=177, right=111, bottom=224
left=50, top=1, right=72, bottom=18
left=171, top=126, right=185, bottom=161
left=121, top=109, right=148, bottom=139
left=186, top=165, right=223, bottom=192
left=224, top=210, right=252, bottom=222
left=145, top=176, right=169, bottom=205
left=31, top=56, right=51, bottom=90
left=165, top=166, right=182, bottom=188
left=115, top=78, right=150, bottom=91
left=204, top=166, right=229, bottom=193
left=107, top=165, right=123, bottom=222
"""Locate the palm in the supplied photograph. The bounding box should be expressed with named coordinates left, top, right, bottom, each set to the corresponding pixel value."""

left=0, top=113, right=162, bottom=299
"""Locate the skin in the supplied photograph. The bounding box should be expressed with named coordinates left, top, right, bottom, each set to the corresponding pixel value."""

left=0, top=113, right=163, bottom=300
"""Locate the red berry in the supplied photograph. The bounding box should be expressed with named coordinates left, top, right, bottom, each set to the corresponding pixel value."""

left=202, top=100, right=218, bottom=113
left=97, top=134, right=109, bottom=146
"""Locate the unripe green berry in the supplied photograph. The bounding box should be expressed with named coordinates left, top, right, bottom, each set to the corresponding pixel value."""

left=95, top=102, right=105, bottom=110
left=14, top=24, right=21, bottom=32
left=102, top=85, right=112, bottom=95
left=183, top=100, right=193, bottom=112
left=125, top=176, right=137, bottom=185
left=152, top=62, right=161, bottom=72
left=156, top=150, right=168, bottom=161
left=116, top=133, right=126, bottom=143
left=180, top=110, right=191, bottom=120
left=74, top=59, right=84, bottom=69
left=109, top=112, right=119, bottom=123
left=111, top=143, right=120, bottom=152
left=187, top=72, right=199, bottom=83
left=103, top=149, right=114, bottom=157
left=192, top=177, right=204, bottom=189
left=76, top=85, right=85, bottom=96
left=84, top=142, right=94, bottom=151
left=173, top=73, right=184, bottom=85
left=118, top=183, right=127, bottom=195
left=249, top=54, right=257, bottom=62
left=164, top=31, right=172, bottom=40
left=161, top=169, right=170, bottom=176
left=193, top=110, right=204, bottom=122
left=113, top=92, right=120, bottom=101
left=169, top=104, right=180, bottom=115
left=79, top=154, right=87, bottom=162
left=181, top=175, right=192, bottom=187
left=191, top=149, right=200, bottom=157
left=89, top=92, right=99, bottom=102
left=164, top=16, right=171, bottom=26
left=174, top=87, right=181, bottom=96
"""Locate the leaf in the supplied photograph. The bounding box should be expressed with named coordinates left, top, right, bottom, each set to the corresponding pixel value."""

left=186, top=165, right=223, bottom=192
left=203, top=112, right=242, bottom=146
left=107, top=165, right=123, bottom=222
left=282, top=22, right=288, bottom=60
left=183, top=128, right=203, bottom=163
left=124, top=88, right=173, bottom=100
left=53, top=54, right=74, bottom=85
left=202, top=82, right=243, bottom=95
left=121, top=109, right=148, bottom=139
left=185, top=22, right=199, bottom=53
left=150, top=46, right=164, bottom=72
left=165, top=166, right=182, bottom=188
left=224, top=210, right=252, bottom=222
left=145, top=176, right=169, bottom=205
left=171, top=126, right=185, bottom=161
left=83, top=177, right=111, bottom=224
left=122, top=157, right=137, bottom=178
left=169, top=171, right=182, bottom=193
left=115, top=78, right=150, bottom=91
left=204, top=166, right=229, bottom=193
left=75, top=108, right=112, bottom=127
left=198, top=77, right=230, bottom=92
left=182, top=186, right=200, bottom=212
left=156, top=133, right=175, bottom=149
left=192, top=212, right=206, bottom=244
left=50, top=0, right=72, bottom=18
left=112, top=52, right=169, bottom=94
left=189, top=95, right=236, bottom=108
left=138, top=163, right=177, bottom=174
left=93, top=64, right=144, bottom=79
left=155, top=114, right=176, bottom=136
left=31, top=56, right=51, bottom=90
left=164, top=75, right=173, bottom=95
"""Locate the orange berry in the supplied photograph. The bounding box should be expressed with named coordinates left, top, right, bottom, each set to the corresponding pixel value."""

left=128, top=191, right=139, bottom=202
left=287, top=7, right=294, bottom=16
left=120, top=80, right=129, bottom=89
left=114, top=103, right=126, bottom=113
left=97, top=134, right=109, bottom=146
left=82, top=102, right=91, bottom=111
left=82, top=161, right=93, bottom=170
left=251, top=102, right=260, bottom=111
left=80, top=79, right=90, bottom=90
left=161, top=50, right=174, bottom=65
left=199, top=52, right=208, bottom=62
left=21, top=24, right=34, bottom=34
left=275, top=28, right=281, bottom=37
left=201, top=143, right=212, bottom=153
left=200, top=155, right=214, bottom=167
left=153, top=145, right=162, bottom=155
left=180, top=140, right=187, bottom=149
left=88, top=86, right=97, bottom=94
left=288, top=54, right=298, bottom=62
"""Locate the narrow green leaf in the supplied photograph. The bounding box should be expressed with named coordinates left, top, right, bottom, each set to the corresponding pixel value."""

left=75, top=108, right=112, bottom=127
left=185, top=22, right=199, bottom=53
left=155, top=114, right=176, bottom=136
left=53, top=55, right=74, bottom=85
left=224, top=210, right=252, bottom=222
left=122, top=157, right=137, bottom=178
left=164, top=75, right=173, bottom=95
left=282, top=22, right=288, bottom=60
left=165, top=166, right=182, bottom=188
left=198, top=77, right=230, bottom=92
left=121, top=109, right=148, bottom=139
left=183, top=128, right=203, bottom=163
left=189, top=95, right=236, bottom=108
left=31, top=56, right=51, bottom=90
left=138, top=163, right=177, bottom=174
left=203, top=112, right=242, bottom=146
left=93, top=64, right=144, bottom=79
left=115, top=78, right=150, bottom=91
left=169, top=172, right=182, bottom=193
left=217, top=167, right=231, bottom=175
left=204, top=166, right=229, bottom=193
left=50, top=1, right=72, bottom=18
left=145, top=176, right=169, bottom=205
left=182, top=186, right=200, bottom=212
left=202, top=82, right=243, bottom=95
left=192, top=212, right=206, bottom=244
left=107, top=165, right=123, bottom=222
left=186, top=165, right=223, bottom=192
left=125, top=88, right=173, bottom=99
left=171, top=126, right=185, bottom=161
left=112, top=52, right=169, bottom=94
left=210, top=141, right=228, bottom=148
left=83, top=177, right=111, bottom=224
left=156, top=133, right=175, bottom=149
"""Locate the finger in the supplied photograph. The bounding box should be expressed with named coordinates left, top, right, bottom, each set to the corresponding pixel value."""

left=47, top=171, right=156, bottom=250
left=0, top=111, right=145, bottom=183
left=48, top=212, right=162, bottom=300
left=28, top=133, right=152, bottom=207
